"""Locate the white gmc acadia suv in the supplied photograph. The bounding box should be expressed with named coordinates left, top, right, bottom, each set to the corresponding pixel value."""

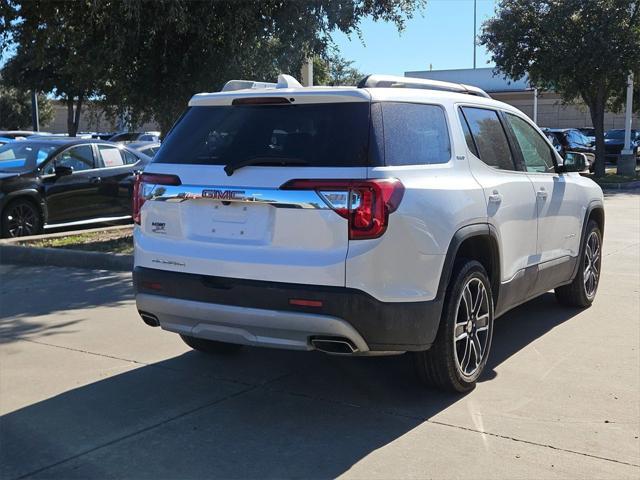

left=133, top=74, right=604, bottom=392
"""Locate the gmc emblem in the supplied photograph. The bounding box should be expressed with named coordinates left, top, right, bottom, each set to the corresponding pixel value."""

left=202, top=189, right=246, bottom=200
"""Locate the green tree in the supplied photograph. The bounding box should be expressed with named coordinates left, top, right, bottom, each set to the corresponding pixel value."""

left=2, top=1, right=425, bottom=135
left=96, top=0, right=425, bottom=133
left=314, top=52, right=365, bottom=86
left=0, top=1, right=118, bottom=136
left=0, top=84, right=54, bottom=130
left=480, top=0, right=640, bottom=177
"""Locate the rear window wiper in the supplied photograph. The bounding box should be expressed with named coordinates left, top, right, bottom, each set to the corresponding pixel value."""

left=224, top=156, right=308, bottom=176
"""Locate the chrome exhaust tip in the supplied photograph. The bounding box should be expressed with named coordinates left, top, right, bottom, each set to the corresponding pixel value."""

left=310, top=337, right=358, bottom=355
left=139, top=311, right=160, bottom=327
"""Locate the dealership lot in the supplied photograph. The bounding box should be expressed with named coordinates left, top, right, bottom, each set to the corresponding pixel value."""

left=0, top=192, right=638, bottom=479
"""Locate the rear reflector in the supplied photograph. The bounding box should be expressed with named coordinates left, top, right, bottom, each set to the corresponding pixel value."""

left=280, top=178, right=404, bottom=240
left=289, top=299, right=323, bottom=308
left=141, top=281, right=163, bottom=291
left=132, top=173, right=182, bottom=225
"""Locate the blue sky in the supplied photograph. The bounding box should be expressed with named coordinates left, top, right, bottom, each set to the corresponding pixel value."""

left=333, top=0, right=498, bottom=75
left=1, top=0, right=498, bottom=75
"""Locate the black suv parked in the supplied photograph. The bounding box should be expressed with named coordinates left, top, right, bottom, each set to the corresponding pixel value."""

left=0, top=138, right=150, bottom=237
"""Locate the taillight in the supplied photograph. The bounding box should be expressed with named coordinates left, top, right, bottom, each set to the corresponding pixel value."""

left=280, top=178, right=404, bottom=240
left=132, top=173, right=181, bottom=225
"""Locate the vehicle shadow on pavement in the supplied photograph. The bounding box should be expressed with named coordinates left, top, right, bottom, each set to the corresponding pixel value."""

left=1, top=293, right=583, bottom=479
left=0, top=265, right=132, bottom=342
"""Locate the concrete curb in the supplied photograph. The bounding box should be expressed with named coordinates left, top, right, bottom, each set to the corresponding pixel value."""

left=0, top=224, right=132, bottom=245
left=599, top=180, right=640, bottom=191
left=0, top=244, right=133, bottom=271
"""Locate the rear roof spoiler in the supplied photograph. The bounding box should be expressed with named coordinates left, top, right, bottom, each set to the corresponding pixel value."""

left=357, top=74, right=491, bottom=98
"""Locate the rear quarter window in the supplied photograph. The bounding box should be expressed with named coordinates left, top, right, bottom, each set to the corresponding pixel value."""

left=380, top=102, right=451, bottom=166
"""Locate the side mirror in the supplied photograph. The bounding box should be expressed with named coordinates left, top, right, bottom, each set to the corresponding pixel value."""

left=54, top=165, right=74, bottom=177
left=558, top=152, right=587, bottom=173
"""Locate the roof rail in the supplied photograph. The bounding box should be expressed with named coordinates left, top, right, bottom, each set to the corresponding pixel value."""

left=221, top=74, right=304, bottom=92
left=357, top=74, right=491, bottom=98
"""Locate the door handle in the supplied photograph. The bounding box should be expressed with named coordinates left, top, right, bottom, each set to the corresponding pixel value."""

left=488, top=191, right=502, bottom=203
left=89, top=176, right=102, bottom=184
left=537, top=188, right=548, bottom=199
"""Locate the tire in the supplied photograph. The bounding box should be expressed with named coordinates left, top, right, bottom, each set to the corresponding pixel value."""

left=414, top=260, right=494, bottom=393
left=555, top=220, right=602, bottom=308
left=1, top=199, right=43, bottom=238
left=180, top=334, right=243, bottom=354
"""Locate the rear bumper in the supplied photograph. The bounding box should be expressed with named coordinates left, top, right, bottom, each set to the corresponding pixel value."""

left=133, top=267, right=443, bottom=352
left=136, top=293, right=371, bottom=353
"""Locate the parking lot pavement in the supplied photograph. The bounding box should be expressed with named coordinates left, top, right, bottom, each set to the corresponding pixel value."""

left=1, top=192, right=638, bottom=480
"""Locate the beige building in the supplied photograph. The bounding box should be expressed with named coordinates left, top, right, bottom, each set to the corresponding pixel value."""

left=45, top=100, right=160, bottom=134
left=405, top=68, right=638, bottom=130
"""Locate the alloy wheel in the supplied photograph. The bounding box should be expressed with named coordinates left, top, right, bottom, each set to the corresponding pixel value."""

left=453, top=277, right=491, bottom=379
left=583, top=231, right=601, bottom=299
left=6, top=204, right=38, bottom=237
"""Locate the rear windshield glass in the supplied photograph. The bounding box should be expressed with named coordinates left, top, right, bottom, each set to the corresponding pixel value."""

left=566, top=130, right=590, bottom=145
left=605, top=129, right=637, bottom=139
left=110, top=133, right=140, bottom=142
left=154, top=103, right=371, bottom=167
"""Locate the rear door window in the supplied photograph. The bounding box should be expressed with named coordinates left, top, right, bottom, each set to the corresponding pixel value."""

left=153, top=103, right=371, bottom=167
left=97, top=145, right=126, bottom=167
left=380, top=102, right=451, bottom=165
left=460, top=107, right=516, bottom=171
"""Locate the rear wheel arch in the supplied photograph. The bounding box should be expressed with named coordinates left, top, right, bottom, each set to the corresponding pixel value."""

left=438, top=224, right=501, bottom=306
left=3, top=190, right=45, bottom=215
left=566, top=202, right=605, bottom=282
left=588, top=205, right=604, bottom=237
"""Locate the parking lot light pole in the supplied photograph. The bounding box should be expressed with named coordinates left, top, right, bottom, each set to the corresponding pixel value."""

left=301, top=58, right=313, bottom=87
left=621, top=72, right=634, bottom=156
left=618, top=72, right=635, bottom=176
left=473, top=0, right=477, bottom=69
left=31, top=90, right=40, bottom=132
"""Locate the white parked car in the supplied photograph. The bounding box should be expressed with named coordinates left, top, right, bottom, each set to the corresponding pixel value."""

left=133, top=74, right=604, bottom=392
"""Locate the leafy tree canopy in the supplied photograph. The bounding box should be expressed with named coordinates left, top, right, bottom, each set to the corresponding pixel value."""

left=1, top=0, right=117, bottom=135
left=481, top=0, right=640, bottom=176
left=314, top=51, right=366, bottom=86
left=1, top=0, right=425, bottom=134
left=0, top=83, right=53, bottom=130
